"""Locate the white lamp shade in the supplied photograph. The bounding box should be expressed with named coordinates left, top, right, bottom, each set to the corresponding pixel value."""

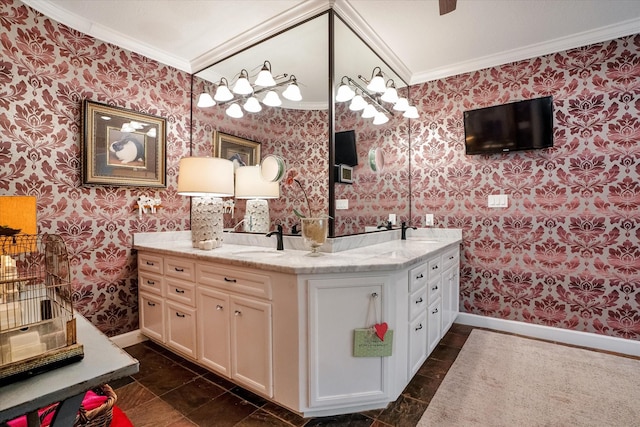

left=232, top=76, right=253, bottom=95
left=282, top=82, right=302, bottom=101
left=336, top=84, right=355, bottom=102
left=362, top=104, right=377, bottom=119
left=262, top=90, right=282, bottom=107
left=403, top=105, right=419, bottom=119
left=349, top=95, right=367, bottom=111
left=393, top=97, right=409, bottom=111
left=197, top=93, right=216, bottom=107
left=373, top=111, right=389, bottom=125
left=243, top=96, right=262, bottom=113
left=367, top=74, right=386, bottom=93
left=235, top=165, right=279, bottom=199
left=177, top=157, right=234, bottom=197
left=380, top=87, right=398, bottom=103
left=226, top=103, right=244, bottom=118
left=255, top=69, right=276, bottom=87
left=214, top=84, right=233, bottom=102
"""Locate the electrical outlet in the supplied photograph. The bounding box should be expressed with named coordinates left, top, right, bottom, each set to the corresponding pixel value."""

left=425, top=214, right=434, bottom=226
left=336, top=199, right=349, bottom=210
left=388, top=213, right=397, bottom=225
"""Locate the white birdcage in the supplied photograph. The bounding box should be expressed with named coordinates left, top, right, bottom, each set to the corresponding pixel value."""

left=0, top=233, right=83, bottom=384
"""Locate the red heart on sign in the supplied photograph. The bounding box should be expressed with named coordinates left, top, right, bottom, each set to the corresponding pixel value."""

left=374, top=322, right=388, bottom=341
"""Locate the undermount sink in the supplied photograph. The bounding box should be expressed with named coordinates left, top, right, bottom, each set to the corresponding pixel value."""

left=231, top=250, right=284, bottom=258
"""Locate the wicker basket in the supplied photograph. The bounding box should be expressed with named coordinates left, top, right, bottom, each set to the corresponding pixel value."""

left=74, top=384, right=117, bottom=427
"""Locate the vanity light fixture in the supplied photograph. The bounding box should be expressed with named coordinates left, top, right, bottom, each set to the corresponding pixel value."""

left=336, top=77, right=356, bottom=102
left=373, top=111, right=390, bottom=125
left=393, top=97, right=409, bottom=112
left=349, top=94, right=367, bottom=111
left=380, top=80, right=399, bottom=103
left=366, top=67, right=387, bottom=93
left=198, top=61, right=303, bottom=118
left=362, top=104, right=377, bottom=119
left=403, top=105, right=419, bottom=119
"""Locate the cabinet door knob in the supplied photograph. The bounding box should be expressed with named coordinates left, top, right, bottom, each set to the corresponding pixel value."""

left=175, top=288, right=185, bottom=294
left=234, top=310, right=242, bottom=316
left=176, top=312, right=185, bottom=318
left=216, top=304, right=223, bottom=310
left=415, top=297, right=423, bottom=304
left=147, top=301, right=156, bottom=307
left=415, top=323, right=423, bottom=331
left=224, top=277, right=237, bottom=283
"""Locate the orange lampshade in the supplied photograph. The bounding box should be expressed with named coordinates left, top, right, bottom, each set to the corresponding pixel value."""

left=0, top=196, right=37, bottom=235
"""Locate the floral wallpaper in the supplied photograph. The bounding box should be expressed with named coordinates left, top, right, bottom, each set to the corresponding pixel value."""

left=410, top=35, right=640, bottom=339
left=2, top=0, right=639, bottom=341
left=0, top=0, right=192, bottom=336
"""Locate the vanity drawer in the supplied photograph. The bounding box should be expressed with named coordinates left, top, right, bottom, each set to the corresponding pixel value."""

left=165, top=277, right=196, bottom=307
left=428, top=257, right=442, bottom=279
left=408, top=262, right=429, bottom=293
left=139, top=271, right=164, bottom=296
left=139, top=253, right=163, bottom=274
left=197, top=263, right=272, bottom=300
left=428, top=276, right=441, bottom=304
left=165, top=257, right=196, bottom=282
left=409, top=286, right=428, bottom=320
left=441, top=246, right=459, bottom=270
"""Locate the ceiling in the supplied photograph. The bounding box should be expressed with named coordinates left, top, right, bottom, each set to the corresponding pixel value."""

left=21, top=0, right=640, bottom=84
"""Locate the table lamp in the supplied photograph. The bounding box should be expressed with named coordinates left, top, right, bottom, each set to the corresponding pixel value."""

left=235, top=165, right=279, bottom=233
left=177, top=157, right=234, bottom=249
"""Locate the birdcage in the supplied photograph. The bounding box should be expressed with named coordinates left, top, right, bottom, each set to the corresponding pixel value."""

left=0, top=234, right=83, bottom=384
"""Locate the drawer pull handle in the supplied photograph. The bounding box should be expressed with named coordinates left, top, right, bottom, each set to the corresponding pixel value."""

left=147, top=280, right=155, bottom=285
left=147, top=301, right=156, bottom=307
left=415, top=297, right=423, bottom=304
left=174, top=267, right=184, bottom=272
left=146, top=261, right=154, bottom=266
left=416, top=273, right=424, bottom=279
left=432, top=308, right=439, bottom=314
left=415, top=323, right=423, bottom=331
left=224, top=277, right=237, bottom=283
left=234, top=310, right=242, bottom=316
left=432, top=286, right=438, bottom=291
left=449, top=256, right=454, bottom=260
left=432, top=265, right=439, bottom=270
left=175, top=288, right=185, bottom=294
left=216, top=305, right=223, bottom=310
left=176, top=312, right=185, bottom=318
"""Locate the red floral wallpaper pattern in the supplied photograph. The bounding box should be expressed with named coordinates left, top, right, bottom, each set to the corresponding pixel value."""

left=1, top=0, right=192, bottom=335
left=2, top=0, right=639, bottom=341
left=410, top=35, right=640, bottom=339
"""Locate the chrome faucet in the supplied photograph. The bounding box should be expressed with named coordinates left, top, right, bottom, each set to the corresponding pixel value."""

left=401, top=221, right=417, bottom=240
left=266, top=224, right=284, bottom=250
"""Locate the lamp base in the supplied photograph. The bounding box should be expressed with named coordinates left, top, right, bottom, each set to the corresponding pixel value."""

left=243, top=199, right=270, bottom=233
left=191, top=197, right=224, bottom=250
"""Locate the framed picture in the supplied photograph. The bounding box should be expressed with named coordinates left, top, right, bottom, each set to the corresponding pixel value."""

left=213, top=131, right=261, bottom=167
left=82, top=100, right=166, bottom=187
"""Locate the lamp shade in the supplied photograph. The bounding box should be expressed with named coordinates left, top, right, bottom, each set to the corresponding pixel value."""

left=177, top=157, right=234, bottom=197
left=235, top=165, right=279, bottom=199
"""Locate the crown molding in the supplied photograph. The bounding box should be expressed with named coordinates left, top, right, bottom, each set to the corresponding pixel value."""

left=411, top=16, right=640, bottom=85
left=20, top=0, right=192, bottom=72
left=190, top=0, right=331, bottom=73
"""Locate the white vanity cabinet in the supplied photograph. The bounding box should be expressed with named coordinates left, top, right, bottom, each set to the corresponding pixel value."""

left=306, top=274, right=392, bottom=409
left=407, top=262, right=429, bottom=377
left=138, top=253, right=165, bottom=342
left=164, top=257, right=197, bottom=358
left=441, top=245, right=460, bottom=334
left=196, top=263, right=274, bottom=397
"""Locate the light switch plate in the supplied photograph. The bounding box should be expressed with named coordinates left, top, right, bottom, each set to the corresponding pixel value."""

left=425, top=214, right=434, bottom=226
left=388, top=213, right=397, bottom=225
left=488, top=194, right=508, bottom=207
left=336, top=199, right=349, bottom=210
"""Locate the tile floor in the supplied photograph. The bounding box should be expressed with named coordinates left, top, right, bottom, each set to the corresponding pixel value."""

left=110, top=323, right=474, bottom=427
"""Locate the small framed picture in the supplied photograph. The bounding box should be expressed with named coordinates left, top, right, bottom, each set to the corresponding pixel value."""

left=82, top=100, right=166, bottom=187
left=213, top=131, right=261, bottom=167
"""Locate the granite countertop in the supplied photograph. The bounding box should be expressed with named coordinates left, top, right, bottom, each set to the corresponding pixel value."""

left=133, top=229, right=462, bottom=275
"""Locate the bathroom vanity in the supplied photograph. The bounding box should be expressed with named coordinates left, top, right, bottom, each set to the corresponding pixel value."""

left=133, top=229, right=461, bottom=417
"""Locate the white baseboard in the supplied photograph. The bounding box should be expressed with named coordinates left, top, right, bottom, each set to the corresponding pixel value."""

left=456, top=313, right=640, bottom=357
left=110, top=329, right=147, bottom=348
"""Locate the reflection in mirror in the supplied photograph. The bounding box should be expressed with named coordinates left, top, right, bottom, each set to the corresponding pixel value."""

left=191, top=13, right=330, bottom=235
left=333, top=17, right=411, bottom=235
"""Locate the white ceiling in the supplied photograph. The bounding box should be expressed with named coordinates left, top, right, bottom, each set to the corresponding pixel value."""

left=21, top=0, right=640, bottom=84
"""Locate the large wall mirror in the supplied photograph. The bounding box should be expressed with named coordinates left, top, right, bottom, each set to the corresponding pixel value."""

left=190, top=10, right=411, bottom=237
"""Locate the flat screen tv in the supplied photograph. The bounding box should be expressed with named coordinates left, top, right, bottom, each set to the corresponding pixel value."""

left=464, top=96, right=554, bottom=155
left=335, top=130, right=358, bottom=166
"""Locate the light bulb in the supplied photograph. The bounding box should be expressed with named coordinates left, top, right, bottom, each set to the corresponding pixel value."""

left=393, top=97, right=409, bottom=112
left=380, top=86, right=398, bottom=103
left=362, top=104, right=377, bottom=119
left=232, top=75, right=253, bottom=95
left=226, top=103, right=244, bottom=118
left=197, top=93, right=216, bottom=108
left=403, top=105, right=419, bottom=119
left=373, top=111, right=389, bottom=125
left=214, top=84, right=233, bottom=102
left=255, top=62, right=276, bottom=87
left=349, top=95, right=367, bottom=111
left=367, top=68, right=386, bottom=93
left=243, top=96, right=262, bottom=113
left=262, top=90, right=282, bottom=107
left=282, top=82, right=302, bottom=101
left=336, top=84, right=355, bottom=102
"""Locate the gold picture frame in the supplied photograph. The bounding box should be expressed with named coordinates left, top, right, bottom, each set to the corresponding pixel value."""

left=82, top=100, right=166, bottom=187
left=213, top=131, right=261, bottom=166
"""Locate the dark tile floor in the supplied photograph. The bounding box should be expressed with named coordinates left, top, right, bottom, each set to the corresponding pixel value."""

left=111, top=323, right=474, bottom=427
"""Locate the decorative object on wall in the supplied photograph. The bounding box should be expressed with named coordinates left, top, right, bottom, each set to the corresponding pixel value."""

left=177, top=157, right=234, bottom=250
left=136, top=196, right=161, bottom=218
left=213, top=131, right=261, bottom=167
left=82, top=100, right=167, bottom=187
left=197, top=60, right=302, bottom=118
left=368, top=148, right=385, bottom=172
left=260, top=155, right=286, bottom=182
left=335, top=67, right=419, bottom=124
left=235, top=165, right=280, bottom=233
